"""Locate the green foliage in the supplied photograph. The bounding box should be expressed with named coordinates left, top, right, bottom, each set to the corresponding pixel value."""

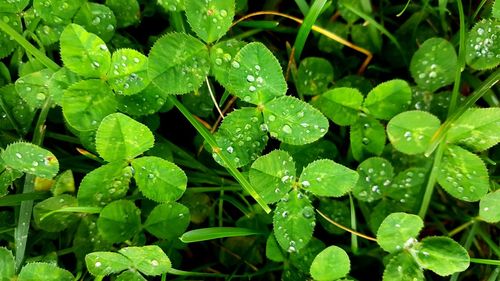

left=479, top=191, right=500, bottom=223
left=96, top=199, right=141, bottom=243
left=410, top=38, right=457, bottom=92
left=60, top=24, right=111, bottom=78
left=96, top=113, right=155, bottom=162
left=263, top=96, right=329, bottom=145
left=273, top=190, right=315, bottom=253
left=0, top=1, right=497, bottom=280
left=299, top=159, right=358, bottom=197
left=387, top=111, right=441, bottom=155
left=310, top=246, right=350, bottom=281
left=185, top=0, right=235, bottom=43
left=131, top=156, right=187, bottom=202
left=296, top=57, right=334, bottom=96
left=437, top=145, right=489, bottom=202
left=465, top=19, right=500, bottom=70
left=148, top=33, right=210, bottom=95
left=1, top=142, right=59, bottom=178
left=228, top=42, right=287, bottom=105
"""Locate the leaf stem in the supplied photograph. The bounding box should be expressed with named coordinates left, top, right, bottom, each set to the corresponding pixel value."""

left=168, top=96, right=271, bottom=213
left=317, top=209, right=377, bottom=242
left=448, top=219, right=476, bottom=237
left=469, top=258, right=500, bottom=266
left=349, top=193, right=359, bottom=253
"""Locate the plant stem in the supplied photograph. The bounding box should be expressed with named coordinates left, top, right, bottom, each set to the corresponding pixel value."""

left=448, top=219, right=476, bottom=237
left=168, top=96, right=271, bottom=213
left=15, top=97, right=53, bottom=270
left=450, top=221, right=478, bottom=281
left=293, top=0, right=327, bottom=61
left=418, top=142, right=445, bottom=219
left=447, top=0, right=465, bottom=116
left=317, top=209, right=377, bottom=242
left=0, top=20, right=59, bottom=71
left=186, top=186, right=242, bottom=193
left=470, top=258, right=500, bottom=266
left=349, top=194, right=359, bottom=253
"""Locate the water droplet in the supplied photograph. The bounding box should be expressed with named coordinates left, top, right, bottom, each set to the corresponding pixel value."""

left=249, top=85, right=256, bottom=92
left=246, top=74, right=255, bottom=82
left=92, top=17, right=101, bottom=25
left=36, top=93, right=46, bottom=100
left=99, top=44, right=107, bottom=50
left=148, top=173, right=155, bottom=179
left=282, top=211, right=288, bottom=218
left=32, top=161, right=38, bottom=167
left=268, top=115, right=276, bottom=122
left=215, top=58, right=222, bottom=65
left=362, top=137, right=369, bottom=145
left=231, top=61, right=240, bottom=68
left=15, top=153, right=22, bottom=158
left=282, top=124, right=292, bottom=134
left=226, top=146, right=234, bottom=153
left=220, top=9, right=228, bottom=17
left=281, top=175, right=290, bottom=183
left=106, top=24, right=114, bottom=31
left=301, top=180, right=310, bottom=187
left=95, top=261, right=101, bottom=267
left=151, top=260, right=159, bottom=266
left=254, top=65, right=261, bottom=71
left=92, top=61, right=100, bottom=68
left=302, top=206, right=314, bottom=218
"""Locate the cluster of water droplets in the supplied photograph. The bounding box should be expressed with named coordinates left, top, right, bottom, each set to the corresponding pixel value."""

left=470, top=23, right=499, bottom=59
left=110, top=53, right=145, bottom=94
left=416, top=59, right=447, bottom=86
left=440, top=151, right=477, bottom=201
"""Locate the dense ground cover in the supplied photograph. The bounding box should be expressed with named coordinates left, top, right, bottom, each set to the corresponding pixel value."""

left=0, top=0, right=499, bottom=280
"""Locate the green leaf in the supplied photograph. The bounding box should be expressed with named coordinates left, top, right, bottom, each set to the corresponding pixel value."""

left=318, top=199, right=351, bottom=235
left=479, top=190, right=500, bottom=223
left=107, top=48, right=150, bottom=95
left=209, top=39, right=247, bottom=89
left=2, top=142, right=59, bottom=178
left=352, top=157, right=393, bottom=202
left=350, top=115, right=386, bottom=161
left=447, top=108, right=500, bottom=152
left=0, top=84, right=35, bottom=133
left=33, top=195, right=79, bottom=232
left=383, top=252, right=424, bottom=281
left=0, top=168, right=23, bottom=196
left=369, top=201, right=406, bottom=234
left=15, top=68, right=54, bottom=108
left=376, top=212, right=423, bottom=253
left=263, top=96, right=329, bottom=145
left=313, top=87, right=363, bottom=126
left=51, top=169, right=75, bottom=195
left=363, top=79, right=412, bottom=120
left=494, top=0, right=500, bottom=19
left=116, top=83, right=169, bottom=116
left=249, top=150, right=295, bottom=204
left=413, top=236, right=470, bottom=276
left=62, top=79, right=117, bottom=131
left=60, top=24, right=111, bottom=78
left=131, top=156, right=186, bottom=202
left=228, top=42, right=287, bottom=105
left=158, top=0, right=185, bottom=11
left=290, top=238, right=325, bottom=274
left=96, top=113, right=155, bottom=162
left=0, top=0, right=29, bottom=13
left=296, top=57, right=334, bottom=96
left=116, top=271, right=146, bottom=281
left=97, top=200, right=141, bottom=243
left=0, top=14, right=22, bottom=59
left=185, top=0, right=235, bottom=43
left=386, top=168, right=427, bottom=210
left=148, top=33, right=210, bottom=95
left=33, top=0, right=84, bottom=25
left=410, top=38, right=457, bottom=92
left=180, top=227, right=263, bottom=243
left=105, top=0, right=140, bottom=28
left=266, top=233, right=285, bottom=262
left=280, top=139, right=338, bottom=174
left=119, top=246, right=171, bottom=276
left=73, top=2, right=117, bottom=42
left=273, top=189, right=315, bottom=253
left=77, top=162, right=133, bottom=206
left=299, top=159, right=358, bottom=197
left=0, top=247, right=15, bottom=281
left=85, top=252, right=132, bottom=276
left=387, top=111, right=441, bottom=155
left=310, top=246, right=350, bottom=281
left=35, top=23, right=65, bottom=47
left=465, top=19, right=500, bottom=70
left=48, top=67, right=81, bottom=106
left=17, top=263, right=74, bottom=281
left=213, top=108, right=268, bottom=168
left=437, top=145, right=489, bottom=202
left=144, top=202, right=190, bottom=240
